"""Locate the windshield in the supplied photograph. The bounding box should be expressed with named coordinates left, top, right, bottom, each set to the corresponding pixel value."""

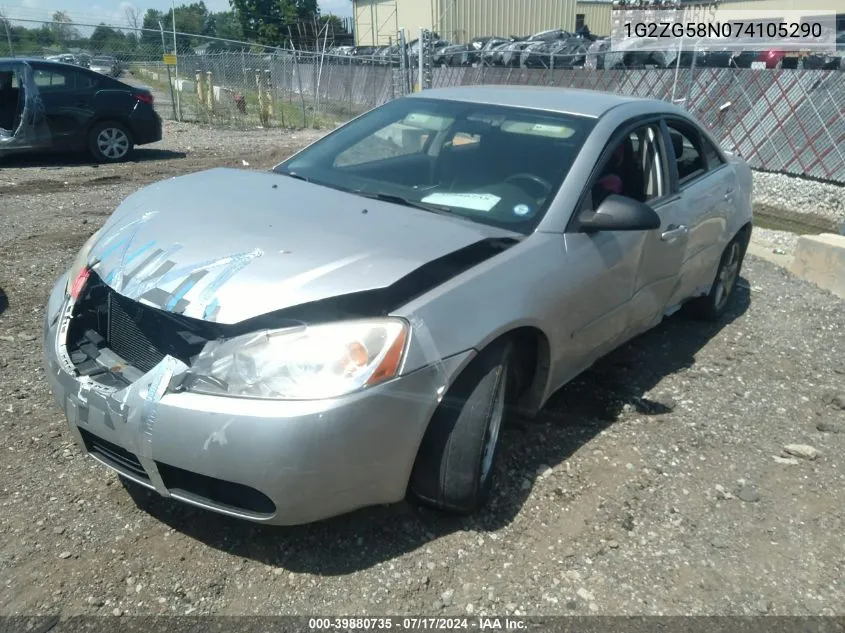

left=275, top=97, right=595, bottom=234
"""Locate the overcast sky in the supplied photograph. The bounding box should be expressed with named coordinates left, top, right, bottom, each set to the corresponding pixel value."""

left=3, top=0, right=353, bottom=29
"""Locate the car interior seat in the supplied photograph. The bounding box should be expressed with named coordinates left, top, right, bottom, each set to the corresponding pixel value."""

left=434, top=123, right=493, bottom=190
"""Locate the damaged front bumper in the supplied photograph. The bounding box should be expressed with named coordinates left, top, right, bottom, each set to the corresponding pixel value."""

left=42, top=275, right=471, bottom=525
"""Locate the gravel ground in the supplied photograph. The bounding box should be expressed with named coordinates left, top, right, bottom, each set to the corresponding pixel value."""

left=752, top=171, right=845, bottom=228
left=1, top=121, right=845, bottom=618
left=746, top=228, right=801, bottom=256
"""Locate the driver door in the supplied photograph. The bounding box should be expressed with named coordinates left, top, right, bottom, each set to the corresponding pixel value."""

left=556, top=120, right=685, bottom=383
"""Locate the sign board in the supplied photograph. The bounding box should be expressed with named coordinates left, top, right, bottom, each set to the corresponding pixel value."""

left=163, top=54, right=177, bottom=66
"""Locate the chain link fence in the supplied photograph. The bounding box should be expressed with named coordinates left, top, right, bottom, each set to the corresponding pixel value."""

left=3, top=17, right=842, bottom=182
left=429, top=56, right=845, bottom=183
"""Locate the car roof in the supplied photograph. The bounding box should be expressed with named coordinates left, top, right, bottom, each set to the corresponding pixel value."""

left=405, top=85, right=674, bottom=119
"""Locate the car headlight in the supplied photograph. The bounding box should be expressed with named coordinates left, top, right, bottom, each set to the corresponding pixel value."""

left=184, top=318, right=410, bottom=400
left=66, top=228, right=103, bottom=299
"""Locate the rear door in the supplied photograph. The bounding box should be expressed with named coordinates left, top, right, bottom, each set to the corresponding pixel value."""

left=33, top=65, right=105, bottom=149
left=662, top=117, right=734, bottom=305
left=624, top=121, right=688, bottom=333
left=31, top=65, right=83, bottom=146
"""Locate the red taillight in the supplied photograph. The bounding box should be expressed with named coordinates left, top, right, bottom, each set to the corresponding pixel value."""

left=135, top=92, right=154, bottom=105
left=70, top=267, right=90, bottom=300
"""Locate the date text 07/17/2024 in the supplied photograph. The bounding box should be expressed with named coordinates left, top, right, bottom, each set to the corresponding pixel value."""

left=307, top=616, right=528, bottom=630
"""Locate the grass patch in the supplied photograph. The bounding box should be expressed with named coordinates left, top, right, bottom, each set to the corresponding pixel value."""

left=132, top=65, right=352, bottom=130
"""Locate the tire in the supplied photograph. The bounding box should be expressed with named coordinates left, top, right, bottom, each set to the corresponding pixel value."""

left=683, top=230, right=749, bottom=321
left=408, top=340, right=514, bottom=514
left=88, top=120, right=134, bottom=163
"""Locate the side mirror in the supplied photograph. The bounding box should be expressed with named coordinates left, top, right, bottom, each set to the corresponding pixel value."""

left=579, top=195, right=661, bottom=232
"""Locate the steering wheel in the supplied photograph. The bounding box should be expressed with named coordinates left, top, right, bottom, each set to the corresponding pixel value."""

left=504, top=173, right=554, bottom=199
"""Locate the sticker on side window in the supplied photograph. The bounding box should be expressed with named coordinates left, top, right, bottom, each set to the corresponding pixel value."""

left=420, top=192, right=501, bottom=212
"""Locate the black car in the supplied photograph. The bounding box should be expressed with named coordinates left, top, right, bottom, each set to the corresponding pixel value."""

left=0, top=58, right=162, bottom=163
left=498, top=40, right=537, bottom=67
left=523, top=39, right=591, bottom=68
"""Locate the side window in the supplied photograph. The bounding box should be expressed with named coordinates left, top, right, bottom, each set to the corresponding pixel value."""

left=334, top=121, right=433, bottom=167
left=582, top=122, right=668, bottom=213
left=665, top=120, right=706, bottom=184
left=700, top=134, right=725, bottom=171
left=32, top=69, right=73, bottom=91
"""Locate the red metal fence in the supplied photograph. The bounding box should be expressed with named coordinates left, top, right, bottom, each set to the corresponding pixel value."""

left=431, top=66, right=845, bottom=183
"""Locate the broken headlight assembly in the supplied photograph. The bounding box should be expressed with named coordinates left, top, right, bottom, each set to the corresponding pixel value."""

left=183, top=318, right=410, bottom=400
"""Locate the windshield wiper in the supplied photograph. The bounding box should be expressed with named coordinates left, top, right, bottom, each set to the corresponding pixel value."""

left=350, top=191, right=453, bottom=215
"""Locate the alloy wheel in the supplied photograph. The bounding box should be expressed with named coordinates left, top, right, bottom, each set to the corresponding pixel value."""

left=97, top=127, right=130, bottom=160
left=714, top=242, right=741, bottom=310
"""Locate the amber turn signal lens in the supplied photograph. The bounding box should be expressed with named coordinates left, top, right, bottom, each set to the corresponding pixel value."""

left=367, top=326, right=408, bottom=386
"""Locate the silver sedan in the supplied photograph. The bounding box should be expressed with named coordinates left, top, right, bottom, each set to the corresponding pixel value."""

left=42, top=86, right=753, bottom=525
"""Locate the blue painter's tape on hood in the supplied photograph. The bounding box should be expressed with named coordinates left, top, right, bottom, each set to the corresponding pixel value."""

left=89, top=168, right=518, bottom=324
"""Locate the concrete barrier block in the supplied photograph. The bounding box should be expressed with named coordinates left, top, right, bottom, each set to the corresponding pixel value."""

left=789, top=233, right=845, bottom=300
left=176, top=79, right=195, bottom=93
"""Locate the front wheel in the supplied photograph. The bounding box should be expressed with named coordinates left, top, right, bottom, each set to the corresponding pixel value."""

left=683, top=231, right=748, bottom=321
left=408, top=341, right=514, bottom=514
left=88, top=121, right=134, bottom=163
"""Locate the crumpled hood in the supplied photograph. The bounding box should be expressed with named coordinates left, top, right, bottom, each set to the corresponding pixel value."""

left=88, top=168, right=515, bottom=324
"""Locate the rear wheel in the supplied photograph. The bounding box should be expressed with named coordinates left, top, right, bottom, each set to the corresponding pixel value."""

left=683, top=231, right=748, bottom=321
left=88, top=121, right=134, bottom=163
left=408, top=341, right=514, bottom=514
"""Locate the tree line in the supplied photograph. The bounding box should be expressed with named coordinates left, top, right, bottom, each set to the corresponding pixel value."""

left=0, top=1, right=352, bottom=58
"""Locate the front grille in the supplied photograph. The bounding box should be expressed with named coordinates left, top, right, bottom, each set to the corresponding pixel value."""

left=68, top=271, right=225, bottom=377
left=79, top=428, right=150, bottom=482
left=107, top=291, right=167, bottom=374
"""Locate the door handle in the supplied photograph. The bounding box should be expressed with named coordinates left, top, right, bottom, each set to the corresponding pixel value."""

left=660, top=224, right=689, bottom=242
left=724, top=188, right=734, bottom=200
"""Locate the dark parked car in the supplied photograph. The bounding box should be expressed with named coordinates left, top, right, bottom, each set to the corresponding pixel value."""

left=524, top=39, right=591, bottom=68
left=802, top=31, right=845, bottom=70
left=478, top=37, right=516, bottom=65
left=465, top=37, right=513, bottom=65
left=90, top=55, right=120, bottom=77
left=0, top=58, right=162, bottom=163
left=483, top=39, right=520, bottom=65
left=528, top=28, right=574, bottom=42
left=498, top=40, right=538, bottom=67
left=433, top=43, right=465, bottom=66
left=436, top=37, right=497, bottom=66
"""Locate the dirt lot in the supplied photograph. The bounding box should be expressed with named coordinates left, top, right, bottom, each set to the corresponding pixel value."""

left=1, top=121, right=844, bottom=618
